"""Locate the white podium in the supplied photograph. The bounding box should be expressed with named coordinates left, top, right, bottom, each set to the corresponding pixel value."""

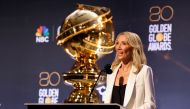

left=25, top=103, right=122, bottom=109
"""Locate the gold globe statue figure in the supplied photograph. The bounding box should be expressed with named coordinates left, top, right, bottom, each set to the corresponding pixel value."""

left=56, top=3, right=115, bottom=103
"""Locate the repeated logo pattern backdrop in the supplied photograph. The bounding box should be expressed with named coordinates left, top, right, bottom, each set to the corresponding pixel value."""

left=0, top=0, right=190, bottom=109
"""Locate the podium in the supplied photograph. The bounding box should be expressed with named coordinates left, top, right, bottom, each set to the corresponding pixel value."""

left=25, top=103, right=122, bottom=109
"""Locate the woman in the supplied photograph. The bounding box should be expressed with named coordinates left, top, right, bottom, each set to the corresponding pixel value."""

left=104, top=32, right=156, bottom=109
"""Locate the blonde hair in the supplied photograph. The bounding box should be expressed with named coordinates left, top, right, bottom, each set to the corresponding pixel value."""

left=111, top=31, right=147, bottom=73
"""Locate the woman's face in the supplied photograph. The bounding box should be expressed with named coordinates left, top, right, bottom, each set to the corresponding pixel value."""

left=115, top=35, right=133, bottom=62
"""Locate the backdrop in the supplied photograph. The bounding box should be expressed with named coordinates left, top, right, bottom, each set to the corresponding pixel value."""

left=0, top=0, right=190, bottom=109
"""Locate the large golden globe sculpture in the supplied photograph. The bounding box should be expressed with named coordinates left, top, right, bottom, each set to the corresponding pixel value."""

left=56, top=4, right=115, bottom=103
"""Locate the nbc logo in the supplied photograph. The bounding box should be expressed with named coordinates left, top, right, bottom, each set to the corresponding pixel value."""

left=35, top=26, right=50, bottom=43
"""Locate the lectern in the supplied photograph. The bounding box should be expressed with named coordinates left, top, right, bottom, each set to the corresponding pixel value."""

left=25, top=103, right=122, bottom=109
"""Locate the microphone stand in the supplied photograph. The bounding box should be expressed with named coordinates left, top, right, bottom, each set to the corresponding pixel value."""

left=88, top=64, right=111, bottom=103
left=88, top=70, right=102, bottom=103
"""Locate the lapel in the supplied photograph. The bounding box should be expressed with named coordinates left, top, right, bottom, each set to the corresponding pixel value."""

left=106, top=63, right=122, bottom=102
left=123, top=65, right=137, bottom=107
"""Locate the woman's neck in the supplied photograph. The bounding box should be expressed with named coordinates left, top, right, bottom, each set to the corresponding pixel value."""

left=122, top=58, right=132, bottom=65
left=121, top=61, right=132, bottom=69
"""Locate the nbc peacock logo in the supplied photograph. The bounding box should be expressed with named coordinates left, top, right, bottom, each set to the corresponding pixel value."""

left=35, top=26, right=50, bottom=43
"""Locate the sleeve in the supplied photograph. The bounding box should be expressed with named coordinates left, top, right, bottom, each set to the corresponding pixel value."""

left=137, top=66, right=157, bottom=109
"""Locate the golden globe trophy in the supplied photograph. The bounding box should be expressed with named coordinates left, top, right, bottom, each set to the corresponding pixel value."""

left=56, top=3, right=115, bottom=103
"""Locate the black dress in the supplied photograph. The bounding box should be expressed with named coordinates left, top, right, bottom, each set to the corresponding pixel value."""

left=111, top=84, right=127, bottom=105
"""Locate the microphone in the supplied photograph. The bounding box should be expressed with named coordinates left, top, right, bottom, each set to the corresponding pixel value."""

left=119, top=77, right=124, bottom=86
left=102, top=64, right=112, bottom=74
left=118, top=77, right=124, bottom=105
left=88, top=64, right=112, bottom=103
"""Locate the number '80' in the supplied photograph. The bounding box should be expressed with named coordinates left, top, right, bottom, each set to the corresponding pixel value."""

left=149, top=5, right=174, bottom=22
left=39, top=72, right=61, bottom=87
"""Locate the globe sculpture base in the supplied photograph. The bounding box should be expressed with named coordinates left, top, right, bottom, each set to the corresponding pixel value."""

left=64, top=88, right=99, bottom=103
left=63, top=53, right=100, bottom=103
